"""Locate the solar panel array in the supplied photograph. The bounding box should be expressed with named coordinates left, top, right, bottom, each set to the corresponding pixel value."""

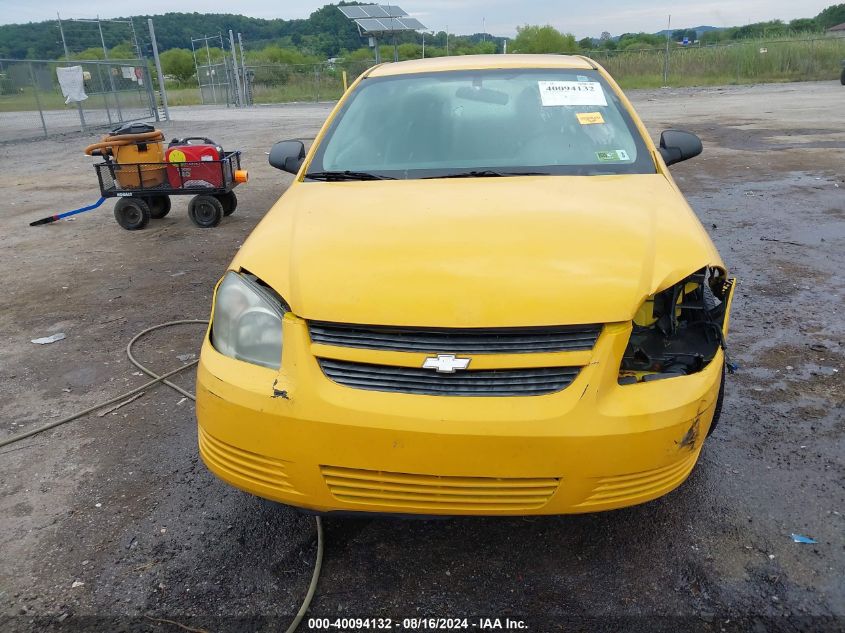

left=339, top=4, right=426, bottom=33
left=338, top=5, right=407, bottom=19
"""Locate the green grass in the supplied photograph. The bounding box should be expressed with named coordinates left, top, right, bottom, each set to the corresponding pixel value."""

left=0, top=87, right=67, bottom=112
left=592, top=37, right=845, bottom=88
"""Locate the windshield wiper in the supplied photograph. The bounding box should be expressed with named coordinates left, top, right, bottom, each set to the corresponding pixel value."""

left=305, top=170, right=395, bottom=181
left=425, top=170, right=550, bottom=179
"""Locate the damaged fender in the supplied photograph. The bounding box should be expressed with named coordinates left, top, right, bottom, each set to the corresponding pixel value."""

left=619, top=266, right=736, bottom=384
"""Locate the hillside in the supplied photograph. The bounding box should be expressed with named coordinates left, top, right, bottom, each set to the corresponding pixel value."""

left=654, top=25, right=720, bottom=38
left=2, top=3, right=843, bottom=61
left=0, top=6, right=366, bottom=60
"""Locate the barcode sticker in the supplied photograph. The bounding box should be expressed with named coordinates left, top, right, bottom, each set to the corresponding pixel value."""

left=538, top=81, right=608, bottom=107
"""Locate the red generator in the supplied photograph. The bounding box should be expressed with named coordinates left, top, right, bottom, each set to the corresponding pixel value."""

left=166, top=137, right=225, bottom=189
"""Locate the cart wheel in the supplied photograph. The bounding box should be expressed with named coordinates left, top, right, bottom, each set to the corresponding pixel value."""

left=188, top=195, right=224, bottom=228
left=216, top=191, right=238, bottom=216
left=146, top=195, right=171, bottom=219
left=114, top=197, right=151, bottom=231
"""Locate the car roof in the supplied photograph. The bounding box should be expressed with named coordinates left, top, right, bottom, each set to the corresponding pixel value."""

left=366, top=54, right=596, bottom=77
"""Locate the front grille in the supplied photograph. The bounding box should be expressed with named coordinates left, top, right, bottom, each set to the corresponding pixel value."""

left=319, top=358, right=579, bottom=396
left=308, top=321, right=601, bottom=354
left=574, top=452, right=698, bottom=510
left=321, top=466, right=559, bottom=511
left=198, top=427, right=298, bottom=495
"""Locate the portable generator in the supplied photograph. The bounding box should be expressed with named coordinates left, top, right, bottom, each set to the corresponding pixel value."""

left=165, top=137, right=225, bottom=188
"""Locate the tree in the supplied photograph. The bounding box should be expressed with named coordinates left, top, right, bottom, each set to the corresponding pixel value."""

left=732, top=20, right=786, bottom=39
left=618, top=32, right=663, bottom=49
left=306, top=3, right=365, bottom=56
left=816, top=3, right=845, bottom=28
left=617, top=33, right=666, bottom=50
left=109, top=42, right=135, bottom=59
left=159, top=48, right=195, bottom=82
left=511, top=25, right=577, bottom=54
left=671, top=28, right=698, bottom=42
left=788, top=18, right=819, bottom=32
left=578, top=37, right=594, bottom=49
left=259, top=45, right=320, bottom=65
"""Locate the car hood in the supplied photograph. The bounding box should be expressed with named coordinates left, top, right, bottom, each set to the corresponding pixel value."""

left=231, top=175, right=721, bottom=327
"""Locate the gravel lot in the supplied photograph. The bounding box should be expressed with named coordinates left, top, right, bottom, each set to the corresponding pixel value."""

left=0, top=81, right=843, bottom=633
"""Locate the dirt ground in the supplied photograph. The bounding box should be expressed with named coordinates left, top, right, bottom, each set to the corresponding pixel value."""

left=0, top=81, right=843, bottom=633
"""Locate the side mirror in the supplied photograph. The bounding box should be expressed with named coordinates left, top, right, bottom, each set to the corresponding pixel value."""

left=658, top=130, right=702, bottom=166
left=269, top=140, right=306, bottom=174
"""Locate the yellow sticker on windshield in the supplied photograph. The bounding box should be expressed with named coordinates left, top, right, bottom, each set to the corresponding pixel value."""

left=576, top=112, right=605, bottom=125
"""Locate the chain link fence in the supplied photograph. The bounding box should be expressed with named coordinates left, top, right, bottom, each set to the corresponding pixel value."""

left=0, top=59, right=157, bottom=143
left=244, top=61, right=370, bottom=104
left=172, top=38, right=843, bottom=107
left=196, top=59, right=237, bottom=106
left=166, top=60, right=374, bottom=107
left=590, top=36, right=845, bottom=88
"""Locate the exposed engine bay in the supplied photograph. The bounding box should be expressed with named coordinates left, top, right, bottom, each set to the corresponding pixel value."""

left=619, top=267, right=735, bottom=384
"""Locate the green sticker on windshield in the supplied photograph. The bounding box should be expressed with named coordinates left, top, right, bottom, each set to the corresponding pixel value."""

left=596, top=149, right=630, bottom=162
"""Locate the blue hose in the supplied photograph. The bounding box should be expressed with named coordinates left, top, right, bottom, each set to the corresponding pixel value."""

left=30, top=197, right=106, bottom=226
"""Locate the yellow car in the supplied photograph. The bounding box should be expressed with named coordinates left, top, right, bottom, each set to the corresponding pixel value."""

left=196, top=55, right=736, bottom=515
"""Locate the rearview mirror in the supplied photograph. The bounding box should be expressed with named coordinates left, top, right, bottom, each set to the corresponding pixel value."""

left=269, top=140, right=306, bottom=174
left=658, top=130, right=702, bottom=166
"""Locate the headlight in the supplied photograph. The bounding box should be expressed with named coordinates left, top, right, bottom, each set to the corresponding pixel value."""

left=618, top=267, right=734, bottom=384
left=211, top=271, right=287, bottom=369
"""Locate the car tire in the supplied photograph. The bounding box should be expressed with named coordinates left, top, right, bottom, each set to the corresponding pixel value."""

left=114, top=197, right=151, bottom=230
left=188, top=194, right=224, bottom=228
left=216, top=191, right=237, bottom=216
left=841, top=68, right=845, bottom=86
left=707, top=360, right=726, bottom=437
left=146, top=195, right=171, bottom=219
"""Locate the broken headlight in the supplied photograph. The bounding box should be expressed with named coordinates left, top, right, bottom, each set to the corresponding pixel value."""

left=211, top=271, right=287, bottom=369
left=619, top=267, right=733, bottom=384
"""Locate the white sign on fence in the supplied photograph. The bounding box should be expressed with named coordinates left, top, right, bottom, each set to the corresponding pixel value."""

left=56, top=65, right=88, bottom=104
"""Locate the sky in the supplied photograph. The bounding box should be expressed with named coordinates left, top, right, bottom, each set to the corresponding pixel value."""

left=0, top=0, right=834, bottom=38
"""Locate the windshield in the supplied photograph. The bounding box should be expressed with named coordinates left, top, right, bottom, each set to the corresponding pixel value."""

left=308, top=68, right=655, bottom=179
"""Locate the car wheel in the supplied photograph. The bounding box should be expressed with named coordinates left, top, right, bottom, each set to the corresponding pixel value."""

left=707, top=360, right=726, bottom=437
left=114, top=197, right=151, bottom=230
left=188, top=194, right=224, bottom=228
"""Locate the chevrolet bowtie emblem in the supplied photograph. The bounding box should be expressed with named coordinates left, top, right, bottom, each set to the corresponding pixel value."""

left=422, top=354, right=471, bottom=373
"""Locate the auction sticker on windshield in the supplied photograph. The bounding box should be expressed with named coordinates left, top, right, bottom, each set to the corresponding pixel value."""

left=576, top=112, right=605, bottom=125
left=596, top=149, right=630, bottom=161
left=538, top=81, right=608, bottom=107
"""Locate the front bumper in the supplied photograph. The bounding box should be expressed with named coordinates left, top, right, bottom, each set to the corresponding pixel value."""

left=196, top=316, right=721, bottom=515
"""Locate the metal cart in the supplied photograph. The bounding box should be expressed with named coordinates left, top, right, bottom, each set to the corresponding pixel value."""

left=93, top=151, right=244, bottom=230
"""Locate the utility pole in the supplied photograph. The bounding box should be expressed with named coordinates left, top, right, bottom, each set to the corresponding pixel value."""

left=129, top=18, right=141, bottom=59
left=229, top=30, right=243, bottom=106
left=148, top=19, right=170, bottom=121
left=237, top=33, right=249, bottom=106
left=57, top=13, right=70, bottom=59
left=97, top=16, right=109, bottom=59
left=663, top=14, right=671, bottom=85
